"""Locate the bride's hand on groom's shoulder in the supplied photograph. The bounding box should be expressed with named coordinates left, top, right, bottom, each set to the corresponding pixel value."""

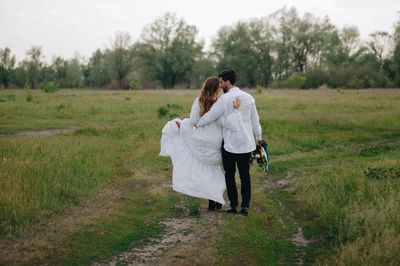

left=233, top=96, right=241, bottom=110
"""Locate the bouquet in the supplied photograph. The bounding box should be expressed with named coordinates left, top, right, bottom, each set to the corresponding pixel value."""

left=250, top=139, right=270, bottom=173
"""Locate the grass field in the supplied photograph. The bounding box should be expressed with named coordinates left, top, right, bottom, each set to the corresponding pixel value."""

left=0, top=88, right=399, bottom=265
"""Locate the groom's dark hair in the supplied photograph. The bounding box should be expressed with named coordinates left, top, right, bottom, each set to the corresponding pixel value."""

left=218, top=69, right=237, bottom=85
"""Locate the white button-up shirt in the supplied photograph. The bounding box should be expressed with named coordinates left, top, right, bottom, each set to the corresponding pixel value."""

left=197, top=87, right=262, bottom=154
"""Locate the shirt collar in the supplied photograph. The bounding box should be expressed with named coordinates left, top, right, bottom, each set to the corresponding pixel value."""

left=228, top=86, right=239, bottom=93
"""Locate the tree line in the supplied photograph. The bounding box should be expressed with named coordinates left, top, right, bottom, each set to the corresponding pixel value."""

left=1, top=7, right=400, bottom=90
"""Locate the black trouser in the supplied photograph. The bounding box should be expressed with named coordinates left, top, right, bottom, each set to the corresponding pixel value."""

left=222, top=146, right=251, bottom=209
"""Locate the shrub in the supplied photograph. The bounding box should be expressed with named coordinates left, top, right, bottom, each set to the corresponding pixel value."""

left=270, top=73, right=306, bottom=89
left=129, top=75, right=142, bottom=90
left=327, top=65, right=389, bottom=89
left=42, top=82, right=59, bottom=93
left=347, top=78, right=364, bottom=89
left=157, top=103, right=183, bottom=118
left=304, top=68, right=330, bottom=89
left=25, top=93, right=33, bottom=102
left=289, top=73, right=307, bottom=88
left=104, top=80, right=119, bottom=90
left=157, top=106, right=168, bottom=118
left=256, top=85, right=264, bottom=94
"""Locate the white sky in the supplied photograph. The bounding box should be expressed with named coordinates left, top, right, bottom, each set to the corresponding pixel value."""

left=1, top=0, right=399, bottom=63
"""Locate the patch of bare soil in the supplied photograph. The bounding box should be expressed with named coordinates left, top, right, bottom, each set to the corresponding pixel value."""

left=0, top=127, right=79, bottom=137
left=93, top=201, right=225, bottom=266
left=94, top=218, right=198, bottom=266
left=257, top=171, right=293, bottom=191
left=292, top=227, right=308, bottom=265
left=152, top=211, right=225, bottom=266
left=258, top=170, right=311, bottom=266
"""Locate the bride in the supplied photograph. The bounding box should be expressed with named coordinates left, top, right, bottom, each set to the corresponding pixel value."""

left=160, top=76, right=241, bottom=210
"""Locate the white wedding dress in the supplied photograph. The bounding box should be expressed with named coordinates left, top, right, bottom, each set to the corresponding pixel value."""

left=160, top=97, right=240, bottom=205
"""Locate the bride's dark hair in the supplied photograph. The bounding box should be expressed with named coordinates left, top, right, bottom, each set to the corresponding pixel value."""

left=199, top=76, right=220, bottom=117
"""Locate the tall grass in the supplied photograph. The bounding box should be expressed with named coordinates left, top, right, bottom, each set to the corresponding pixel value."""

left=0, top=135, right=122, bottom=233
left=295, top=148, right=400, bottom=264
left=221, top=89, right=400, bottom=264
left=0, top=89, right=191, bottom=235
left=0, top=88, right=400, bottom=264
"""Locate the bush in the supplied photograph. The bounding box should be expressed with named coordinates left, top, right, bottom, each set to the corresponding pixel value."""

left=271, top=66, right=390, bottom=89
left=304, top=68, right=331, bottom=89
left=157, top=103, right=184, bottom=118
left=327, top=65, right=389, bottom=89
left=157, top=106, right=168, bottom=118
left=256, top=85, right=264, bottom=94
left=347, top=78, right=364, bottom=89
left=104, top=80, right=120, bottom=90
left=270, top=73, right=306, bottom=89
left=128, top=73, right=143, bottom=90
left=42, top=82, right=59, bottom=93
left=25, top=92, right=33, bottom=102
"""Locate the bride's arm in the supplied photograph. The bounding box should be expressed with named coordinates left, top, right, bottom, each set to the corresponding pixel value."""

left=197, top=96, right=240, bottom=128
left=196, top=97, right=226, bottom=127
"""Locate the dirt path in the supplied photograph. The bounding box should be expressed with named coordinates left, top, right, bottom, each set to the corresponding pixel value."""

left=94, top=196, right=225, bottom=266
left=94, top=217, right=198, bottom=266
left=0, top=127, right=79, bottom=137
left=259, top=171, right=310, bottom=265
left=94, top=168, right=315, bottom=266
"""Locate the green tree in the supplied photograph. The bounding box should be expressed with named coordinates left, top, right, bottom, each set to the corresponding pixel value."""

left=51, top=56, right=67, bottom=87
left=87, top=49, right=112, bottom=87
left=108, top=32, right=134, bottom=89
left=64, top=55, right=83, bottom=88
left=0, top=47, right=16, bottom=88
left=213, top=23, right=256, bottom=86
left=248, top=19, right=274, bottom=87
left=318, top=26, right=361, bottom=68
left=367, top=31, right=393, bottom=69
left=269, top=7, right=298, bottom=79
left=291, top=13, right=335, bottom=73
left=135, top=13, right=202, bottom=88
left=213, top=20, right=273, bottom=87
left=385, top=14, right=400, bottom=86
left=190, top=56, right=216, bottom=88
left=390, top=44, right=400, bottom=86
left=22, top=46, right=44, bottom=89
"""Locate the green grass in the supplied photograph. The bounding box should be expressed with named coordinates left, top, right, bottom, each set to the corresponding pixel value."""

left=1, top=88, right=400, bottom=265
left=56, top=192, right=183, bottom=266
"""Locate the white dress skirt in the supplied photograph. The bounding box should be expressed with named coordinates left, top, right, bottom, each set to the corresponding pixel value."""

left=160, top=97, right=240, bottom=205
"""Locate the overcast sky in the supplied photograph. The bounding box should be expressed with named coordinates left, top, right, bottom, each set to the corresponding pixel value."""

left=1, top=0, right=399, bottom=62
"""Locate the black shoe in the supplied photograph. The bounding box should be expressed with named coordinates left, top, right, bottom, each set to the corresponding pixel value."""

left=208, top=200, right=216, bottom=211
left=240, top=207, right=249, bottom=216
left=226, top=207, right=237, bottom=214
left=215, top=203, right=222, bottom=210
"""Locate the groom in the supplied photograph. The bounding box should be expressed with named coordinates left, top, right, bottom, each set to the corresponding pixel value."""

left=197, top=70, right=262, bottom=216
